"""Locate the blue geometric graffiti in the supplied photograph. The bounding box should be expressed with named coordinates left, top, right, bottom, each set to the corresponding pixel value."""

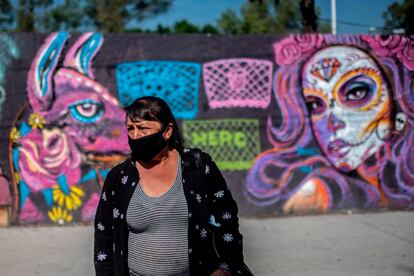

left=116, top=61, right=201, bottom=119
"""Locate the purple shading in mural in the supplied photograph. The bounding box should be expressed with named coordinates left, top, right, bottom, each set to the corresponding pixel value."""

left=245, top=35, right=414, bottom=214
left=11, top=32, right=130, bottom=224
left=203, top=58, right=273, bottom=109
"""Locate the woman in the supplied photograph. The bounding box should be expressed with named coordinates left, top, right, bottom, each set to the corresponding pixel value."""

left=246, top=35, right=413, bottom=212
left=94, top=96, right=251, bottom=275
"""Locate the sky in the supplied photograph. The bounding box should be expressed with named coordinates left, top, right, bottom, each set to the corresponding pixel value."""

left=137, top=0, right=403, bottom=34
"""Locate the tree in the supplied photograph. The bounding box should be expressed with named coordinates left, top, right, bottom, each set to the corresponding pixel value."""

left=201, top=24, right=219, bottom=34
left=156, top=24, right=171, bottom=34
left=0, top=0, right=13, bottom=30
left=16, top=0, right=56, bottom=32
left=41, top=0, right=86, bottom=31
left=217, top=0, right=302, bottom=34
left=8, top=0, right=172, bottom=32
left=217, top=10, right=242, bottom=34
left=172, top=19, right=199, bottom=33
left=299, top=0, right=317, bottom=32
left=85, top=0, right=172, bottom=32
left=383, top=0, right=414, bottom=35
left=272, top=0, right=301, bottom=33
left=241, top=0, right=276, bottom=33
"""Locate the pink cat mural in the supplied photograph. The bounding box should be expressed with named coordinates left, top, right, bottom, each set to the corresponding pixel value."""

left=10, top=32, right=130, bottom=224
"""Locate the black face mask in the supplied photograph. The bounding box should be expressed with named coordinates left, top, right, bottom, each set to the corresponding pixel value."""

left=128, top=131, right=167, bottom=163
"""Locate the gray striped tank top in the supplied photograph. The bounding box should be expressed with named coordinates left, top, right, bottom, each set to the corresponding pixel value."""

left=126, top=157, right=189, bottom=276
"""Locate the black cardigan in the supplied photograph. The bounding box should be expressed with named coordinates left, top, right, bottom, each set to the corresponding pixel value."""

left=94, top=148, right=248, bottom=275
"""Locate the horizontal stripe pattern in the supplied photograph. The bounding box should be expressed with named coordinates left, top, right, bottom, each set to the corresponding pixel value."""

left=126, top=158, right=189, bottom=276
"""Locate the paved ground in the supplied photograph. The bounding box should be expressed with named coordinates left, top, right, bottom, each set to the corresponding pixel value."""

left=0, top=211, right=413, bottom=276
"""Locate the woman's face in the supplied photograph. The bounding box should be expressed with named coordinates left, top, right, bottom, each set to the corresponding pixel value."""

left=126, top=117, right=163, bottom=139
left=302, top=46, right=393, bottom=172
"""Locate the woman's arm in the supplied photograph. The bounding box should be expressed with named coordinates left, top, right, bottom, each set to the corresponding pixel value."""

left=94, top=169, right=116, bottom=276
left=201, top=152, right=246, bottom=275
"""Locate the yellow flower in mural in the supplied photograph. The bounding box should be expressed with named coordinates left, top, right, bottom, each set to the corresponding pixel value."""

left=52, top=184, right=85, bottom=211
left=28, top=112, right=46, bottom=129
left=10, top=127, right=21, bottom=143
left=14, top=172, right=20, bottom=183
left=48, top=206, right=73, bottom=225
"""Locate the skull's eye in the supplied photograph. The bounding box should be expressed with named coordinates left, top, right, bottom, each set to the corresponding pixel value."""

left=69, top=99, right=104, bottom=123
left=305, top=95, right=327, bottom=116
left=338, top=76, right=376, bottom=108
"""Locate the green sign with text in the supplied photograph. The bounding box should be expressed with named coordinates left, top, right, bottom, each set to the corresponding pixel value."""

left=182, top=119, right=261, bottom=170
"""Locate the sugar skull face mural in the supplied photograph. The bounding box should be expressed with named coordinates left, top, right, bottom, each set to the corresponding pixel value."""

left=302, top=46, right=394, bottom=172
left=11, top=32, right=130, bottom=224
left=246, top=35, right=414, bottom=213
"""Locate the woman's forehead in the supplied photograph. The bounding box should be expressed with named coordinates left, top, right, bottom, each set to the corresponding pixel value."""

left=126, top=117, right=160, bottom=126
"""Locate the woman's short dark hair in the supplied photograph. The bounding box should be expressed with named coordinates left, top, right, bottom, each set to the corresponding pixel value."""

left=124, top=96, right=185, bottom=152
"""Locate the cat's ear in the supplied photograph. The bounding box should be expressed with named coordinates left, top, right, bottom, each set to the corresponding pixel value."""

left=27, top=32, right=69, bottom=112
left=63, top=32, right=103, bottom=79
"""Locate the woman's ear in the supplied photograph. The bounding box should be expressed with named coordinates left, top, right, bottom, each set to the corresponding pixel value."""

left=164, top=123, right=174, bottom=140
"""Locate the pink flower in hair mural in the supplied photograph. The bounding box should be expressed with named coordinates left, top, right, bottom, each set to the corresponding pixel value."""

left=362, top=35, right=414, bottom=70
left=273, top=34, right=324, bottom=66
left=11, top=32, right=130, bottom=224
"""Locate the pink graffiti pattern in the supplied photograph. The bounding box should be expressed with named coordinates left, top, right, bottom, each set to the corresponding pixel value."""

left=13, top=33, right=130, bottom=224
left=203, top=58, right=273, bottom=109
left=18, top=128, right=81, bottom=192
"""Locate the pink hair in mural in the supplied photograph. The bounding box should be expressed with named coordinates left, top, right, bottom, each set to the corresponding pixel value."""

left=203, top=58, right=273, bottom=108
left=10, top=32, right=130, bottom=224
left=245, top=35, right=414, bottom=213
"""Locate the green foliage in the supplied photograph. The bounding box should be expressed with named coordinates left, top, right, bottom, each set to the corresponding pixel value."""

left=172, top=19, right=199, bottom=33
left=157, top=20, right=219, bottom=34
left=41, top=0, right=86, bottom=31
left=0, top=0, right=13, bottom=30
left=217, top=0, right=302, bottom=34
left=2, top=0, right=327, bottom=34
left=273, top=0, right=301, bottom=33
left=6, top=0, right=173, bottom=32
left=156, top=24, right=171, bottom=34
left=217, top=10, right=242, bottom=34
left=201, top=24, right=218, bottom=34
left=85, top=0, right=172, bottom=32
left=383, top=0, right=414, bottom=34
left=240, top=0, right=276, bottom=33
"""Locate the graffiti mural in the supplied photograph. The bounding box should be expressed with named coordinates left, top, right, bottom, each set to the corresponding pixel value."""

left=245, top=35, right=414, bottom=213
left=183, top=119, right=261, bottom=170
left=203, top=58, right=273, bottom=109
left=116, top=61, right=201, bottom=119
left=0, top=33, right=413, bottom=224
left=0, top=34, right=18, bottom=211
left=10, top=33, right=129, bottom=224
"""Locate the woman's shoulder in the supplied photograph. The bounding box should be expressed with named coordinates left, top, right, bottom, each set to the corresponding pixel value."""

left=181, top=147, right=212, bottom=161
left=106, top=157, right=134, bottom=178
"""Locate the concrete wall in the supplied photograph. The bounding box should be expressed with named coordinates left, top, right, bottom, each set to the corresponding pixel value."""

left=0, top=33, right=413, bottom=225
